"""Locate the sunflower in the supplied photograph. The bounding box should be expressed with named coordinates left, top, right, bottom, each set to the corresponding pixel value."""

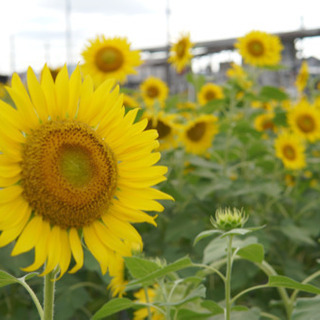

left=295, top=61, right=309, bottom=93
left=168, top=32, right=194, bottom=73
left=133, top=286, right=164, bottom=320
left=140, top=77, right=169, bottom=109
left=143, top=111, right=178, bottom=151
left=226, top=63, right=252, bottom=89
left=198, top=83, right=224, bottom=106
left=0, top=65, right=172, bottom=278
left=274, top=132, right=306, bottom=170
left=180, top=114, right=219, bottom=155
left=81, top=36, right=142, bottom=86
left=235, top=30, right=283, bottom=67
left=254, top=112, right=275, bottom=133
left=287, top=100, right=320, bottom=142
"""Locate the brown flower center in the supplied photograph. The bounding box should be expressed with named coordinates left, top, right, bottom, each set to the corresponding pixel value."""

left=21, top=120, right=118, bottom=229
left=296, top=114, right=316, bottom=133
left=205, top=90, right=216, bottom=102
left=187, top=121, right=206, bottom=141
left=146, top=85, right=160, bottom=98
left=95, top=46, right=124, bottom=72
left=282, top=145, right=296, bottom=160
left=176, top=40, right=187, bottom=58
left=247, top=40, right=265, bottom=57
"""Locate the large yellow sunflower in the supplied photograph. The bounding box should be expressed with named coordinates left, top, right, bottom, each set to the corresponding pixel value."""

left=81, top=36, right=142, bottom=86
left=143, top=111, right=179, bottom=151
left=0, top=65, right=172, bottom=278
left=287, top=100, right=320, bottom=142
left=235, top=30, right=283, bottom=67
left=168, top=32, right=194, bottom=73
left=180, top=114, right=219, bottom=155
left=140, top=76, right=169, bottom=109
left=295, top=61, right=309, bottom=93
left=274, top=132, right=306, bottom=170
left=198, top=83, right=224, bottom=106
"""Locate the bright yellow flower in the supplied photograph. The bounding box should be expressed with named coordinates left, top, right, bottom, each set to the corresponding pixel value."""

left=168, top=32, right=194, bottom=73
left=177, top=101, right=196, bottom=110
left=251, top=100, right=276, bottom=111
left=285, top=174, right=296, bottom=187
left=287, top=100, right=320, bottom=142
left=235, top=30, right=283, bottom=67
left=254, top=112, right=275, bottom=133
left=140, top=77, right=169, bottom=109
left=143, top=111, right=179, bottom=151
left=81, top=36, right=142, bottom=86
left=108, top=255, right=129, bottom=298
left=0, top=65, right=172, bottom=278
left=226, top=63, right=252, bottom=89
left=123, top=93, right=139, bottom=109
left=295, top=61, right=309, bottom=93
left=180, top=114, right=219, bottom=155
left=275, top=132, right=306, bottom=170
left=198, top=83, right=224, bottom=106
left=133, top=286, right=164, bottom=320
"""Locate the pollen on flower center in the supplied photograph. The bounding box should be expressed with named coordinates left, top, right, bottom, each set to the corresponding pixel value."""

left=146, top=86, right=160, bottom=98
left=205, top=90, right=216, bottom=101
left=21, top=120, right=118, bottom=229
left=248, top=40, right=264, bottom=56
left=297, top=114, right=315, bottom=133
left=187, top=122, right=206, bottom=141
left=95, top=46, right=124, bottom=72
left=282, top=145, right=296, bottom=160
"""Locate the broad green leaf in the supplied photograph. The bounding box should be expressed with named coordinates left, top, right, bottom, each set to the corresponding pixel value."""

left=259, top=86, right=289, bottom=101
left=92, top=298, right=135, bottom=319
left=0, top=270, right=19, bottom=288
left=292, top=296, right=320, bottom=320
left=124, top=257, right=161, bottom=279
left=201, top=300, right=224, bottom=314
left=268, top=275, right=320, bottom=294
left=127, top=257, right=193, bottom=287
left=176, top=308, right=212, bottom=320
left=237, top=243, right=265, bottom=263
left=193, top=230, right=223, bottom=246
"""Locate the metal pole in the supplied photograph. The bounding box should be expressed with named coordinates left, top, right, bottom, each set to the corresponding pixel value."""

left=166, top=0, right=171, bottom=87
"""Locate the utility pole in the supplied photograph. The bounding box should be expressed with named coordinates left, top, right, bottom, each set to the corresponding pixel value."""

left=165, top=0, right=171, bottom=87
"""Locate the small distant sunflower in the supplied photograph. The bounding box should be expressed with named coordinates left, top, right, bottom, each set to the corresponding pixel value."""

left=81, top=36, right=142, bottom=86
left=295, top=61, right=309, bottom=93
left=123, top=93, right=139, bottom=109
left=275, top=132, right=306, bottom=170
left=133, top=286, right=164, bottom=320
left=0, top=65, right=172, bottom=278
left=140, top=77, right=169, bottom=109
left=235, top=30, right=283, bottom=67
left=144, top=112, right=179, bottom=151
left=251, top=100, right=276, bottom=111
left=198, top=83, right=224, bottom=106
left=180, top=114, right=219, bottom=155
left=287, top=100, right=320, bottom=142
left=168, top=32, right=194, bottom=73
left=254, top=112, right=275, bottom=133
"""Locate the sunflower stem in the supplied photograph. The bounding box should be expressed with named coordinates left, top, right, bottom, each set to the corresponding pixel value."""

left=43, top=270, right=57, bottom=320
left=143, top=286, right=152, bottom=320
left=225, top=235, right=234, bottom=320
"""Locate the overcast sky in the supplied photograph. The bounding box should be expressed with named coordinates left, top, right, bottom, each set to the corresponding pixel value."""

left=0, top=0, right=319, bottom=74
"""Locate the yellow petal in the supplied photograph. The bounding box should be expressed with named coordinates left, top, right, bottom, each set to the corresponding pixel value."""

left=41, top=64, right=56, bottom=118
left=0, top=175, right=21, bottom=187
left=67, top=65, right=81, bottom=118
left=56, top=229, right=71, bottom=279
left=11, top=215, right=43, bottom=256
left=0, top=100, right=25, bottom=131
left=0, top=199, right=31, bottom=229
left=55, top=65, right=69, bottom=118
left=68, top=228, right=84, bottom=274
left=118, top=152, right=161, bottom=170
left=0, top=186, right=23, bottom=204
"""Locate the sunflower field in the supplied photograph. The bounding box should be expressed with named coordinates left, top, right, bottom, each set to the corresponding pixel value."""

left=0, top=30, right=320, bottom=320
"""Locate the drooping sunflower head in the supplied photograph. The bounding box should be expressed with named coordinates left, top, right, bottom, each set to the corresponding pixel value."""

left=198, top=83, right=224, bottom=106
left=254, top=112, right=276, bottom=133
left=180, top=114, right=219, bottom=155
left=144, top=111, right=179, bottom=151
left=81, top=35, right=142, bottom=86
left=0, top=65, right=172, bottom=278
left=287, top=100, right=320, bottom=142
left=295, top=61, right=309, bottom=93
left=274, top=132, right=306, bottom=170
left=168, top=32, right=194, bottom=73
left=140, top=76, right=169, bottom=109
left=235, top=30, right=283, bottom=67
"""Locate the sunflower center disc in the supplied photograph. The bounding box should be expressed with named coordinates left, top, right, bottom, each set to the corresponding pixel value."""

left=248, top=40, right=264, bottom=57
left=283, top=145, right=296, bottom=160
left=21, top=120, right=118, bottom=229
left=176, top=40, right=186, bottom=58
left=146, top=86, right=159, bottom=98
left=297, top=114, right=315, bottom=133
left=187, top=122, right=206, bottom=141
left=95, top=46, right=124, bottom=72
left=205, top=90, right=216, bottom=102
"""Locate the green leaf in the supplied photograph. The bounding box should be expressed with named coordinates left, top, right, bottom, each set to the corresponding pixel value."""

left=259, top=86, right=289, bottom=101
left=124, top=257, right=161, bottom=279
left=127, top=257, right=193, bottom=287
left=92, top=298, right=135, bottom=319
left=201, top=300, right=224, bottom=314
left=0, top=270, right=19, bottom=288
left=193, top=230, right=223, bottom=246
left=268, top=275, right=320, bottom=294
left=292, top=296, right=320, bottom=320
left=237, top=243, right=265, bottom=263
left=176, top=308, right=212, bottom=320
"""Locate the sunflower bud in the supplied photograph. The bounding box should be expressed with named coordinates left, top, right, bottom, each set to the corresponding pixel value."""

left=210, top=207, right=248, bottom=231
